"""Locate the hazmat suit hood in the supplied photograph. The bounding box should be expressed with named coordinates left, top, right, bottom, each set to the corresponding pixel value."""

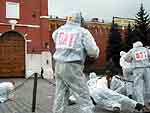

left=120, top=51, right=126, bottom=57
left=133, top=41, right=143, bottom=48
left=89, top=72, right=97, bottom=79
left=66, top=12, right=81, bottom=25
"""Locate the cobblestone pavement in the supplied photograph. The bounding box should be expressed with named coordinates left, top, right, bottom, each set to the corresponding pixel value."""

left=0, top=78, right=144, bottom=113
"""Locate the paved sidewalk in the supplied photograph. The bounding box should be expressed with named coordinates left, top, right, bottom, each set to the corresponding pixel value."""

left=0, top=78, right=143, bottom=113
left=0, top=78, right=54, bottom=113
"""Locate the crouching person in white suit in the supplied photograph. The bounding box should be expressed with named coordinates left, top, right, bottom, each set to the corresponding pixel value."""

left=0, top=81, right=15, bottom=103
left=69, top=72, right=144, bottom=112
left=87, top=72, right=144, bottom=113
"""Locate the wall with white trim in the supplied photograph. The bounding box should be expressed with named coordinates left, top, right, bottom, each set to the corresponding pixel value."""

left=25, top=52, right=54, bottom=79
left=41, top=51, right=54, bottom=79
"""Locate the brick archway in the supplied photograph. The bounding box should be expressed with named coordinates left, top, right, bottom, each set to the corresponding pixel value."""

left=0, top=30, right=25, bottom=77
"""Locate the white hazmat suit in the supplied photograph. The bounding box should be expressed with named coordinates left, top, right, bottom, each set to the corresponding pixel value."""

left=110, top=75, right=126, bottom=95
left=87, top=73, right=143, bottom=112
left=124, top=41, right=150, bottom=105
left=52, top=12, right=99, bottom=113
left=120, top=51, right=134, bottom=97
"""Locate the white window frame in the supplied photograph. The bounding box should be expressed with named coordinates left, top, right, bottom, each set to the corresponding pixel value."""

left=6, top=1, right=20, bottom=19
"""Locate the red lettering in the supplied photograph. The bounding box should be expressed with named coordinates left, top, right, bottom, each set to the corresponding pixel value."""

left=69, top=33, right=75, bottom=46
left=136, top=53, right=140, bottom=59
left=58, top=32, right=77, bottom=48
left=144, top=51, right=147, bottom=58
left=140, top=52, right=143, bottom=59
left=135, top=51, right=147, bottom=60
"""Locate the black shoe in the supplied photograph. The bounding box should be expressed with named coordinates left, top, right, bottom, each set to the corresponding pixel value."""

left=90, top=96, right=97, bottom=105
left=135, top=103, right=144, bottom=111
left=68, top=99, right=76, bottom=105
left=128, top=95, right=133, bottom=99
left=113, top=107, right=120, bottom=113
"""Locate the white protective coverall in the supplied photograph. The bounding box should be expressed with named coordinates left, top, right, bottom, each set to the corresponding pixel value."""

left=52, top=12, right=99, bottom=113
left=120, top=51, right=134, bottom=97
left=0, top=82, right=14, bottom=103
left=110, top=75, right=126, bottom=95
left=87, top=74, right=139, bottom=112
left=124, top=41, right=150, bottom=105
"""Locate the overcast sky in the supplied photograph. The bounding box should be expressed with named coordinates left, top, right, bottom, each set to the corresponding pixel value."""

left=48, top=0, right=150, bottom=22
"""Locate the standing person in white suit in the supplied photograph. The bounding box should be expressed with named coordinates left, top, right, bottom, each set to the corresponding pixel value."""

left=124, top=41, right=150, bottom=105
left=52, top=12, right=99, bottom=113
left=120, top=51, right=134, bottom=98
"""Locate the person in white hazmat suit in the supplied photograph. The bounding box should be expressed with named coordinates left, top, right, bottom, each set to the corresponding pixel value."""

left=87, top=72, right=144, bottom=112
left=0, top=81, right=15, bottom=103
left=110, top=75, right=126, bottom=95
left=52, top=12, right=99, bottom=113
left=124, top=41, right=150, bottom=105
left=119, top=51, right=134, bottom=98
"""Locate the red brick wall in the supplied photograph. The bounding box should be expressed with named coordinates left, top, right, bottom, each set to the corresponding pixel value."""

left=20, top=0, right=41, bottom=25
left=39, top=0, right=50, bottom=51
left=0, top=0, right=49, bottom=54
left=87, top=26, right=109, bottom=69
left=0, top=0, right=40, bottom=24
left=0, top=0, right=6, bottom=23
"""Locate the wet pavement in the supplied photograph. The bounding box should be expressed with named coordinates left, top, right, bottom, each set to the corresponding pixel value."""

left=0, top=78, right=145, bottom=113
left=0, top=78, right=54, bottom=113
